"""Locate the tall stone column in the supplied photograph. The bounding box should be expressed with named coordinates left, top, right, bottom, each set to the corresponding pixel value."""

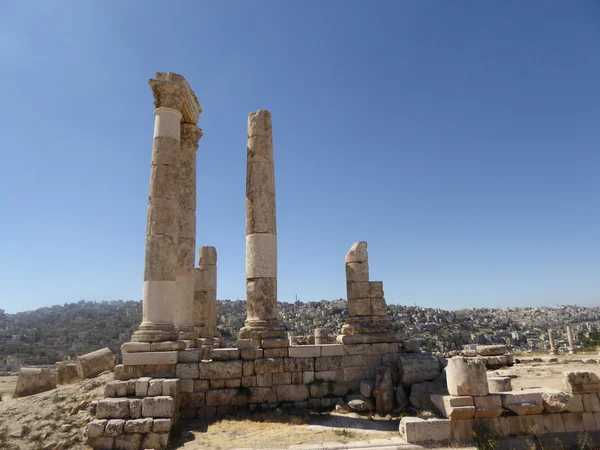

left=194, top=246, right=218, bottom=338
left=173, top=123, right=203, bottom=341
left=132, top=72, right=201, bottom=344
left=548, top=329, right=558, bottom=355
left=239, top=110, right=286, bottom=346
left=567, top=325, right=576, bottom=355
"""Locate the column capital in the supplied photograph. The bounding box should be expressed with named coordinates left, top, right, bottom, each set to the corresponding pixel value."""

left=149, top=79, right=185, bottom=111
left=181, top=123, right=203, bottom=150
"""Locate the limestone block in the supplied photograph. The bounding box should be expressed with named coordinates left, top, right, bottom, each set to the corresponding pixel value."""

left=114, top=433, right=142, bottom=450
left=288, top=346, right=321, bottom=358
left=141, top=396, right=175, bottom=418
left=255, top=358, right=284, bottom=374
left=178, top=349, right=201, bottom=363
left=310, top=381, right=330, bottom=398
left=121, top=342, right=151, bottom=353
left=198, top=246, right=217, bottom=265
left=488, top=376, right=512, bottom=392
left=246, top=191, right=276, bottom=234
left=242, top=376, right=257, bottom=387
left=104, top=419, right=125, bottom=437
left=242, top=361, right=255, bottom=377
left=347, top=298, right=370, bottom=317
left=14, top=367, right=57, bottom=398
left=162, top=379, right=179, bottom=396
left=499, top=392, right=544, bottom=415
left=582, top=393, right=600, bottom=412
left=199, top=361, right=242, bottom=379
left=320, top=345, right=344, bottom=356
left=97, top=399, right=130, bottom=419
left=114, top=381, right=127, bottom=397
left=246, top=233, right=277, bottom=278
left=151, top=135, right=178, bottom=166
left=347, top=282, right=370, bottom=301
left=370, top=298, right=388, bottom=316
left=476, top=345, right=507, bottom=356
left=153, top=418, right=172, bottom=433
left=86, top=436, right=114, bottom=449
left=276, top=384, right=310, bottom=402
left=247, top=133, right=274, bottom=164
left=541, top=413, right=566, bottom=434
left=372, top=343, right=400, bottom=354
left=567, top=394, right=584, bottom=412
left=344, top=367, right=370, bottom=381
left=262, top=338, right=288, bottom=349
left=343, top=354, right=376, bottom=368
left=431, top=395, right=474, bottom=419
left=211, top=348, right=240, bottom=361
left=257, top=374, right=272, bottom=386
left=315, top=356, right=343, bottom=371
left=285, top=358, right=315, bottom=372
left=345, top=261, right=369, bottom=282
left=563, top=412, right=585, bottom=432
left=241, top=349, right=263, bottom=360
left=236, top=339, right=255, bottom=349
left=87, top=420, right=107, bottom=438
left=399, top=417, right=452, bottom=443
left=473, top=395, right=502, bottom=418
left=147, top=379, right=164, bottom=396
left=209, top=379, right=225, bottom=389
left=248, top=387, right=277, bottom=404
left=194, top=379, right=209, bottom=391
left=149, top=164, right=176, bottom=200
left=130, top=399, right=142, bottom=419
left=104, top=381, right=117, bottom=398
left=246, top=278, right=277, bottom=319
left=369, top=282, right=384, bottom=299
left=121, top=351, right=177, bottom=366
left=360, top=380, right=374, bottom=398
left=446, top=357, right=488, bottom=396
left=272, top=372, right=292, bottom=385
left=246, top=161, right=275, bottom=194
left=141, top=432, right=169, bottom=450
left=397, top=354, right=442, bottom=387
left=124, top=418, right=153, bottom=434
left=583, top=412, right=596, bottom=431
left=403, top=340, right=421, bottom=353
left=315, top=370, right=338, bottom=381
left=206, top=389, right=247, bottom=407
left=562, top=371, right=600, bottom=394
left=176, top=363, right=199, bottom=379
left=180, top=392, right=205, bottom=408
left=303, top=371, right=315, bottom=384
left=291, top=372, right=303, bottom=385
left=373, top=365, right=395, bottom=414
left=537, top=389, right=573, bottom=413
left=135, top=377, right=151, bottom=397
left=409, top=380, right=448, bottom=411
left=195, top=264, right=216, bottom=289
left=146, top=198, right=178, bottom=237
left=345, top=241, right=368, bottom=263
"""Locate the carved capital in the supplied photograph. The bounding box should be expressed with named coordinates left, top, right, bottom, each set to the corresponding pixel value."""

left=181, top=124, right=203, bottom=150
left=149, top=79, right=185, bottom=111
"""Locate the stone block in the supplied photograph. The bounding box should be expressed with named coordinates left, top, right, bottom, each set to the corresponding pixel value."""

left=124, top=418, right=153, bottom=434
left=242, top=376, right=257, bottom=387
left=129, top=399, right=142, bottom=419
left=97, top=399, right=130, bottom=419
left=276, top=384, right=310, bottom=402
left=397, top=354, right=441, bottom=387
left=272, top=372, right=292, bottom=385
left=241, top=349, right=263, bottom=360
left=179, top=379, right=193, bottom=393
left=583, top=412, right=596, bottom=432
left=431, top=395, right=475, bottom=419
left=114, top=433, right=142, bottom=450
left=360, top=380, right=374, bottom=398
left=347, top=282, right=370, bottom=301
left=446, top=356, right=488, bottom=396
left=211, top=348, right=240, bottom=361
left=178, top=349, right=201, bottom=363
left=242, top=361, right=255, bottom=377
left=310, top=381, right=330, bottom=398
left=134, top=377, right=151, bottom=397
left=121, top=351, right=177, bottom=366
left=315, top=370, right=338, bottom=381
left=141, top=396, right=175, bottom=418
left=583, top=393, right=600, bottom=412
left=320, top=344, right=344, bottom=356
left=285, top=357, right=315, bottom=372
left=236, top=339, right=255, bottom=349
left=291, top=372, right=303, bottom=385
left=369, top=281, right=384, bottom=298
left=141, top=432, right=169, bottom=450
left=179, top=408, right=197, bottom=419
left=76, top=347, right=115, bottom=379
left=194, top=379, right=209, bottom=391
left=153, top=418, right=172, bottom=433
left=87, top=420, right=107, bottom=438
left=147, top=379, right=164, bottom=396
left=488, top=376, right=512, bottom=392
left=261, top=338, right=289, bottom=349
left=474, top=395, right=502, bottom=418
left=567, top=393, right=584, bottom=412
left=499, top=392, right=544, bottom=415
left=199, top=361, right=242, bottom=379
left=257, top=374, right=272, bottom=386
left=104, top=419, right=125, bottom=437
left=225, top=378, right=241, bottom=388
left=14, top=368, right=57, bottom=397
left=263, top=348, right=288, bottom=358
left=344, top=367, right=370, bottom=381
left=343, top=344, right=372, bottom=355
left=450, top=418, right=474, bottom=441
left=302, top=371, right=315, bottom=384
left=562, top=371, right=600, bottom=394
left=104, top=382, right=117, bottom=397
left=476, top=344, right=507, bottom=356
left=210, top=379, right=226, bottom=389
left=87, top=436, right=115, bottom=449
left=246, top=233, right=277, bottom=277
left=370, top=297, right=388, bottom=315
left=563, top=412, right=585, bottom=432
left=345, top=241, right=368, bottom=263
left=206, top=389, right=247, bottom=406
left=399, top=417, right=452, bottom=443
left=342, top=355, right=371, bottom=368
left=541, top=413, right=566, bottom=434
left=345, top=261, right=369, bottom=282
left=315, top=356, right=343, bottom=371
left=371, top=343, right=399, bottom=354
left=288, top=346, right=321, bottom=358
left=114, top=381, right=127, bottom=397
left=248, top=387, right=277, bottom=404
left=255, top=358, right=284, bottom=374
left=403, top=340, right=421, bottom=353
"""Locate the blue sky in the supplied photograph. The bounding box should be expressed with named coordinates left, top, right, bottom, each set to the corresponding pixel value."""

left=0, top=1, right=598, bottom=314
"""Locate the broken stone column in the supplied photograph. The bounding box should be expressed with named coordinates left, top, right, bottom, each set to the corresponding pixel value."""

left=238, top=110, right=286, bottom=346
left=548, top=329, right=558, bottom=355
left=446, top=356, right=489, bottom=397
left=314, top=328, right=331, bottom=345
left=567, top=325, right=576, bottom=354
left=194, top=246, right=218, bottom=339
left=132, top=72, right=201, bottom=343
left=173, top=123, right=203, bottom=341
left=337, top=242, right=396, bottom=344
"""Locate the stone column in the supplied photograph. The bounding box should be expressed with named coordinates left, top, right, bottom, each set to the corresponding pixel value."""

left=314, top=328, right=331, bottom=345
left=132, top=72, right=201, bottom=344
left=194, top=246, right=218, bottom=339
left=567, top=325, right=576, bottom=355
left=239, top=110, right=286, bottom=346
left=548, top=329, right=558, bottom=355
left=173, top=123, right=203, bottom=341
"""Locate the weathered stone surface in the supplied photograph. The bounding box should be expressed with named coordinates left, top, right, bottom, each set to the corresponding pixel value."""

left=114, top=433, right=142, bottom=450
left=373, top=366, right=394, bottom=414
left=87, top=420, right=107, bottom=438
left=211, top=348, right=240, bottom=361
left=121, top=351, right=178, bottom=366
left=255, top=358, right=284, bottom=374
left=206, top=389, right=247, bottom=406
left=288, top=346, right=321, bottom=358
left=536, top=389, right=573, bottom=413
left=141, top=396, right=175, bottom=418
left=124, top=418, right=153, bottom=434
left=276, top=384, right=310, bottom=402
left=431, top=395, right=474, bottom=419
left=582, top=392, right=600, bottom=412
left=567, top=394, right=584, bottom=412
left=446, top=356, right=488, bottom=396
left=345, top=241, right=368, bottom=263
left=399, top=417, right=452, bottom=443
left=14, top=367, right=57, bottom=397
left=141, top=432, right=169, bottom=450
left=104, top=419, right=125, bottom=437
left=395, top=384, right=409, bottom=409
left=562, top=371, right=600, bottom=394
left=346, top=261, right=369, bottom=282
left=473, top=395, right=502, bottom=418
left=409, top=379, right=448, bottom=411
left=241, top=349, right=263, bottom=360
left=499, top=392, right=544, bottom=415
left=153, top=418, right=172, bottom=433
left=285, top=358, right=315, bottom=372
left=397, top=354, right=441, bottom=387
left=248, top=387, right=277, bottom=404
left=488, top=376, right=512, bottom=392
left=147, top=379, right=164, bottom=396
left=97, top=399, right=130, bottom=419
left=199, top=361, right=242, bottom=379
left=360, top=380, right=374, bottom=398
left=348, top=398, right=373, bottom=412
left=476, top=344, right=507, bottom=356
left=162, top=379, right=179, bottom=396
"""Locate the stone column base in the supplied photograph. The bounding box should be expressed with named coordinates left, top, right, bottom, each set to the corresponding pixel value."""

left=238, top=320, right=287, bottom=346
left=131, top=323, right=179, bottom=343
left=340, top=316, right=391, bottom=335
left=175, top=325, right=198, bottom=341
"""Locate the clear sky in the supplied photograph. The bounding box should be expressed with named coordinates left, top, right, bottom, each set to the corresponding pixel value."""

left=0, top=1, right=598, bottom=314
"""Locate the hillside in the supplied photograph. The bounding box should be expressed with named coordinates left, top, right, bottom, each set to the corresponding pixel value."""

left=1, top=299, right=600, bottom=367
